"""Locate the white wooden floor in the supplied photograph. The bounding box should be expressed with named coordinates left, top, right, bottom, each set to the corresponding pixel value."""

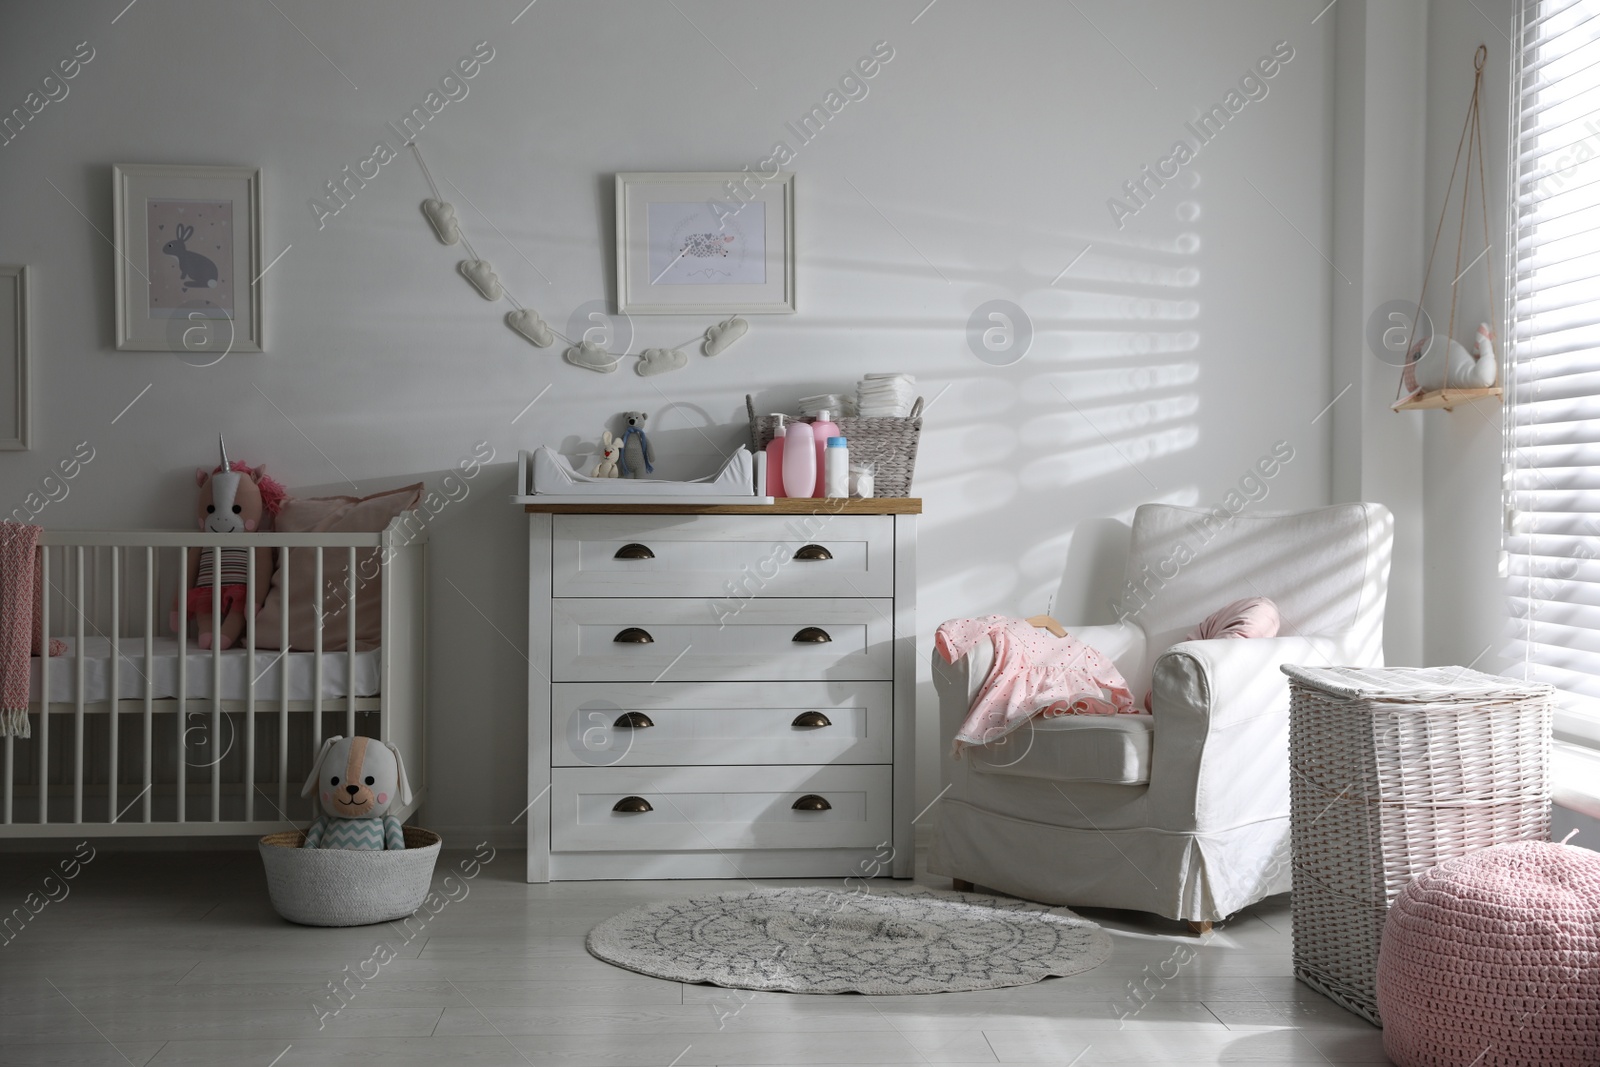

left=0, top=845, right=1390, bottom=1066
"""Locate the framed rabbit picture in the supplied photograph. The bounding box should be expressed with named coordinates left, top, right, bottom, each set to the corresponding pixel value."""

left=112, top=164, right=263, bottom=354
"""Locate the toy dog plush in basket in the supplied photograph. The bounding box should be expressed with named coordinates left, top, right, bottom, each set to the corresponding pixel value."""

left=301, top=735, right=411, bottom=850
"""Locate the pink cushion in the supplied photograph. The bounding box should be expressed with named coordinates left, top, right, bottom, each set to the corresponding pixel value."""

left=1377, top=841, right=1600, bottom=1065
left=1185, top=596, right=1280, bottom=641
left=254, top=484, right=422, bottom=652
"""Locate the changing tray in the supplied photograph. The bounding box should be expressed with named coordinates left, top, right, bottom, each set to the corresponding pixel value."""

left=512, top=447, right=772, bottom=505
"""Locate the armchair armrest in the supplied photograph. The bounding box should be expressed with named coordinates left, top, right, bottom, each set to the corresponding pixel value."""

left=1147, top=635, right=1346, bottom=830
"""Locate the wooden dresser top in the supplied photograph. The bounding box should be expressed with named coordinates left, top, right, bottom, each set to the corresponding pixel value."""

left=522, top=498, right=922, bottom=515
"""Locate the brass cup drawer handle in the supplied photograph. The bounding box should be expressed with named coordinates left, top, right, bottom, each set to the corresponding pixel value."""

left=613, top=627, right=655, bottom=644
left=614, top=712, right=655, bottom=729
left=791, top=711, right=832, bottom=729
left=792, top=544, right=833, bottom=561
left=614, top=543, right=655, bottom=560
left=792, top=794, right=832, bottom=811
left=792, top=627, right=832, bottom=644
left=613, top=796, right=653, bottom=813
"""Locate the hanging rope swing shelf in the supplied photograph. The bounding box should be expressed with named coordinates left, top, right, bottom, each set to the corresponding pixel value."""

left=1392, top=44, right=1502, bottom=414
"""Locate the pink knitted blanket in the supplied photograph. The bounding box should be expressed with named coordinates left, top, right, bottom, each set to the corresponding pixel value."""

left=1, top=522, right=64, bottom=739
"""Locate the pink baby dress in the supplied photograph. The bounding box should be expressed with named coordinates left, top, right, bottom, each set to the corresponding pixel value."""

left=936, top=615, right=1135, bottom=755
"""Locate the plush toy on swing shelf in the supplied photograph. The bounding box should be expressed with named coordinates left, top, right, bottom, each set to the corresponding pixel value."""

left=300, top=735, right=412, bottom=849
left=172, top=437, right=288, bottom=649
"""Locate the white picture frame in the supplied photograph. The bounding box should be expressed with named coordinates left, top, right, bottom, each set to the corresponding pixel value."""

left=112, top=163, right=263, bottom=352
left=616, top=171, right=795, bottom=315
left=0, top=265, right=30, bottom=451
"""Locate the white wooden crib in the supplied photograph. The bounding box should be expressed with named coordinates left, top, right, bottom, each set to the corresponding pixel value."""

left=2, top=515, right=426, bottom=838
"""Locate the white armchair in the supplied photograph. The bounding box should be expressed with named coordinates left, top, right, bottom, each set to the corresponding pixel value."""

left=929, top=503, right=1393, bottom=926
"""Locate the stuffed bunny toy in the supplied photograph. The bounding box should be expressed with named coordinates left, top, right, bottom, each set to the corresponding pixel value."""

left=173, top=437, right=287, bottom=649
left=300, top=735, right=412, bottom=850
left=592, top=431, right=621, bottom=478
left=160, top=223, right=220, bottom=292
left=1410, top=322, right=1498, bottom=392
left=618, top=412, right=654, bottom=479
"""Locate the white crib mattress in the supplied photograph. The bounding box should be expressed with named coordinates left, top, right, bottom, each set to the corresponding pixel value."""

left=30, top=637, right=382, bottom=704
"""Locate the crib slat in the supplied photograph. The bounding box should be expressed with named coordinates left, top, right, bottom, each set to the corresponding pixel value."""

left=278, top=547, right=289, bottom=820
left=109, top=547, right=120, bottom=823
left=143, top=546, right=153, bottom=823
left=211, top=547, right=221, bottom=823
left=3, top=734, right=10, bottom=824
left=88, top=549, right=98, bottom=650
left=313, top=547, right=323, bottom=819
left=245, top=545, right=256, bottom=823
left=176, top=545, right=187, bottom=823
left=73, top=547, right=84, bottom=823
left=38, top=545, right=49, bottom=824
left=347, top=546, right=357, bottom=737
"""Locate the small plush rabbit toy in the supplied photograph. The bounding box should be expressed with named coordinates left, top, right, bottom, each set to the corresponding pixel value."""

left=300, top=735, right=412, bottom=850
left=592, top=431, right=621, bottom=478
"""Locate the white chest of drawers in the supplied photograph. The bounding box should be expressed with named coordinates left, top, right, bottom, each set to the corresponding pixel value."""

left=523, top=501, right=918, bottom=882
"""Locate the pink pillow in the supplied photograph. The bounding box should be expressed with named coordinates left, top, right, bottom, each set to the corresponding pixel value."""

left=1186, top=597, right=1280, bottom=641
left=254, top=484, right=422, bottom=652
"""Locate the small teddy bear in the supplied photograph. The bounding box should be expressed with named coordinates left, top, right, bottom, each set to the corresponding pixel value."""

left=300, top=735, right=411, bottom=850
left=618, top=412, right=654, bottom=479
left=592, top=431, right=621, bottom=478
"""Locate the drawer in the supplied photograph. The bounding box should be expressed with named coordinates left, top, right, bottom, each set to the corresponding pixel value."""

left=552, top=681, right=893, bottom=767
left=551, top=515, right=894, bottom=598
left=550, top=765, right=893, bottom=852
left=551, top=598, right=894, bottom=682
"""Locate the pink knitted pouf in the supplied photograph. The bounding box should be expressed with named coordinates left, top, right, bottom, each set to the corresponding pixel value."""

left=1377, top=841, right=1600, bottom=1066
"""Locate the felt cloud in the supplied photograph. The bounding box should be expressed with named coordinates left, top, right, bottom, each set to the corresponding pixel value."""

left=458, top=259, right=501, bottom=300
left=506, top=307, right=554, bottom=347
left=636, top=347, right=688, bottom=377
left=564, top=340, right=619, bottom=374
left=421, top=199, right=460, bottom=245
left=702, top=316, right=749, bottom=357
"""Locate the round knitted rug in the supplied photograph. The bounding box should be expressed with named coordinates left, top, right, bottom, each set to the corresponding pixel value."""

left=585, top=886, right=1113, bottom=994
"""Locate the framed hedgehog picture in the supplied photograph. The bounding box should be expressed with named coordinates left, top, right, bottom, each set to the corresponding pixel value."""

left=112, top=163, right=263, bottom=352
left=616, top=171, right=795, bottom=315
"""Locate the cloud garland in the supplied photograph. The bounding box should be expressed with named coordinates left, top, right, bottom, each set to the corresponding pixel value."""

left=408, top=143, right=750, bottom=376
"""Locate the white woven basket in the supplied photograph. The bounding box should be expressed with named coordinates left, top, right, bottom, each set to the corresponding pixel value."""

left=259, top=827, right=441, bottom=927
left=1282, top=665, right=1552, bottom=1027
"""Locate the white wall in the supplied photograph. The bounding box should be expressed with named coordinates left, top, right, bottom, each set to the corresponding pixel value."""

left=0, top=0, right=1340, bottom=844
left=1420, top=0, right=1512, bottom=675
left=1328, top=0, right=1427, bottom=668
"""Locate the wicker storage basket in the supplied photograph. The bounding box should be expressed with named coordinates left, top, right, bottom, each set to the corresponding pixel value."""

left=259, top=826, right=441, bottom=927
left=746, top=395, right=924, bottom=498
left=1282, top=665, right=1552, bottom=1026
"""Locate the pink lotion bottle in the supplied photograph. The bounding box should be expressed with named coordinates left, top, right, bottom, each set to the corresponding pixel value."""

left=809, top=409, right=840, bottom=498
left=766, top=414, right=789, bottom=498
left=782, top=418, right=817, bottom=500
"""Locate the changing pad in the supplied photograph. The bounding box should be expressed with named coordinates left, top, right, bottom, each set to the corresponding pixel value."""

left=522, top=446, right=764, bottom=503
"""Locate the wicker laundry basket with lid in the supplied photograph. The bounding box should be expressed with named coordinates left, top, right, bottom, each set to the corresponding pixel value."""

left=1281, top=664, right=1552, bottom=1026
left=259, top=827, right=441, bottom=926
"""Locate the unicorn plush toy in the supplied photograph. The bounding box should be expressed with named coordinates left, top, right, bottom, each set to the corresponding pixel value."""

left=173, top=437, right=287, bottom=649
left=300, top=735, right=412, bottom=850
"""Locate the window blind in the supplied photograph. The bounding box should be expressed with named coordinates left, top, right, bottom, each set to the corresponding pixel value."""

left=1505, top=0, right=1600, bottom=746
